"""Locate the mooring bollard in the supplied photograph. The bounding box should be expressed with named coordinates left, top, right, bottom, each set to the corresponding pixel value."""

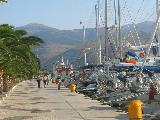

left=69, top=84, right=76, bottom=92
left=128, top=99, right=143, bottom=120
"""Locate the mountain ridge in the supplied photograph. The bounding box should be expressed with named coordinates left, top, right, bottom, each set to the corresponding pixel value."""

left=17, top=21, right=155, bottom=70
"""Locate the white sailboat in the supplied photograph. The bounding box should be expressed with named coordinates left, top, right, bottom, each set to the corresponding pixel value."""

left=113, top=0, right=160, bottom=73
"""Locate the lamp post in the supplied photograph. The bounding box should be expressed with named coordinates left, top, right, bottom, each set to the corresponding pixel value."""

left=80, top=21, right=86, bottom=42
left=84, top=51, right=87, bottom=66
left=83, top=47, right=91, bottom=66
left=80, top=21, right=87, bottom=66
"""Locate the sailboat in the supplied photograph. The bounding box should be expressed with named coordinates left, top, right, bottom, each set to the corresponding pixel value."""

left=112, top=0, right=160, bottom=73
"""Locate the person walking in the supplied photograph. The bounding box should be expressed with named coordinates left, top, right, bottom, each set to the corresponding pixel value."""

left=149, top=84, right=157, bottom=103
left=43, top=75, right=48, bottom=88
left=56, top=76, right=61, bottom=90
left=37, top=75, right=42, bottom=88
left=46, top=74, right=50, bottom=85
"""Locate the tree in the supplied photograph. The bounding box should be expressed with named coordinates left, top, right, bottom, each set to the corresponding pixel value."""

left=0, top=0, right=7, bottom=3
left=0, top=24, right=44, bottom=80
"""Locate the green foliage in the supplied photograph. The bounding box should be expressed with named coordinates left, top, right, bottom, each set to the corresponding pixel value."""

left=0, top=24, right=44, bottom=80
left=0, top=0, right=7, bottom=3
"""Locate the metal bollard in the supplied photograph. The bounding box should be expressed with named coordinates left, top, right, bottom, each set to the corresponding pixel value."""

left=128, top=99, right=143, bottom=120
left=69, top=84, right=76, bottom=92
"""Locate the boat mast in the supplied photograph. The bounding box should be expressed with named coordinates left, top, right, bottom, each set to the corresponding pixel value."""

left=114, top=0, right=118, bottom=55
left=99, top=40, right=102, bottom=64
left=156, top=0, right=160, bottom=56
left=118, top=0, right=122, bottom=59
left=95, top=0, right=101, bottom=64
left=104, top=0, right=110, bottom=75
left=105, top=0, right=109, bottom=61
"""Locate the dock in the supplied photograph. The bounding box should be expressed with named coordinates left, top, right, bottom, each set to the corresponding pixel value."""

left=0, top=80, right=128, bottom=120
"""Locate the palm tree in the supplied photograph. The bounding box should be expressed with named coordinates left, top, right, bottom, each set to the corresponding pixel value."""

left=0, top=0, right=7, bottom=3
left=0, top=24, right=43, bottom=92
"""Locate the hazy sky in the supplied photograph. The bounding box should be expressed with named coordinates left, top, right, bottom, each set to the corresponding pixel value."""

left=0, top=0, right=156, bottom=30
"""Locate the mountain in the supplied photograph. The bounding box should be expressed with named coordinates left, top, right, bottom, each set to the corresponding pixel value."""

left=19, top=23, right=59, bottom=33
left=121, top=21, right=155, bottom=44
left=17, top=21, right=155, bottom=71
left=122, top=21, right=154, bottom=33
left=18, top=23, right=99, bottom=45
left=17, top=23, right=99, bottom=69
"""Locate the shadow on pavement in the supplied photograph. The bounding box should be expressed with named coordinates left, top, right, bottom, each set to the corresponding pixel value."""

left=30, top=101, right=46, bottom=104
left=47, top=88, right=58, bottom=91
left=88, top=106, right=128, bottom=120
left=31, top=109, right=51, bottom=113
left=66, top=94, right=76, bottom=96
left=0, top=116, right=36, bottom=120
left=0, top=105, right=51, bottom=113
left=87, top=116, right=128, bottom=120
left=29, top=97, right=47, bottom=100
left=30, top=90, right=39, bottom=92
left=88, top=106, right=115, bottom=111
left=10, top=94, right=27, bottom=97
left=16, top=103, right=28, bottom=105
left=0, top=105, right=13, bottom=109
left=12, top=92, right=28, bottom=94
left=56, top=90, right=69, bottom=92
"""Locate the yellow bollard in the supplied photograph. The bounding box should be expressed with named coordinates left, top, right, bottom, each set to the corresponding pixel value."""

left=69, top=84, right=76, bottom=92
left=128, top=99, right=143, bottom=120
left=52, top=80, right=56, bottom=84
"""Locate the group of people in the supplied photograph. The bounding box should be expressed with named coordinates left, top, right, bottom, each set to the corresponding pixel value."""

left=36, top=74, right=50, bottom=88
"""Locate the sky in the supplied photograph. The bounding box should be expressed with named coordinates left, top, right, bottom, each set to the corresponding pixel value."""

left=0, top=0, right=156, bottom=30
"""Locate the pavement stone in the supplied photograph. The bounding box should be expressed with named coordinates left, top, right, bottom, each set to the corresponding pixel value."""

left=0, top=80, right=128, bottom=120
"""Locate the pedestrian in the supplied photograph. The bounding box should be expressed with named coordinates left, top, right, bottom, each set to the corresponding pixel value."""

left=56, top=76, right=61, bottom=90
left=148, top=84, right=157, bottom=103
left=37, top=75, right=42, bottom=88
left=46, top=74, right=50, bottom=85
left=43, top=75, right=48, bottom=88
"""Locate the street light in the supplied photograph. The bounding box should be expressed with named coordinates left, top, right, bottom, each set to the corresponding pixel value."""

left=83, top=47, right=91, bottom=66
left=80, top=21, right=86, bottom=42
left=80, top=21, right=87, bottom=66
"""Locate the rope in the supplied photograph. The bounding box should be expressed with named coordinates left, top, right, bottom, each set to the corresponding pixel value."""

left=99, top=13, right=118, bottom=59
left=123, top=0, right=143, bottom=49
left=141, top=7, right=155, bottom=22
left=108, top=29, right=118, bottom=58
left=120, top=7, right=137, bottom=46
left=140, top=16, right=160, bottom=74
left=133, top=0, right=145, bottom=22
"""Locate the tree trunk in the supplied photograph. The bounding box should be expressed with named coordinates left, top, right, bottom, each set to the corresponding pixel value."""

left=3, top=78, right=8, bottom=92
left=0, top=77, right=3, bottom=95
left=7, top=78, right=12, bottom=91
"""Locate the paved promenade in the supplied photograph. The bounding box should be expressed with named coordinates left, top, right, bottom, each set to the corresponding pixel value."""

left=0, top=80, right=128, bottom=120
